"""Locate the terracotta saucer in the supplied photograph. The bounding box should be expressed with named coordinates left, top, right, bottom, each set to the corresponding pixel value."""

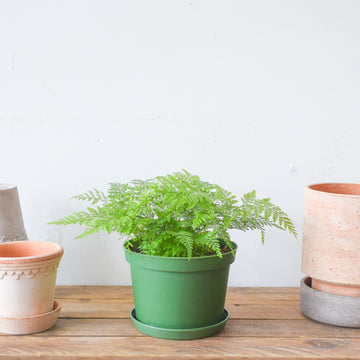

left=0, top=300, right=61, bottom=335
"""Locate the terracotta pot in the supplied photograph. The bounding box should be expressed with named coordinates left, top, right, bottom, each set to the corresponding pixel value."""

left=0, top=184, right=27, bottom=242
left=302, top=183, right=360, bottom=297
left=0, top=241, right=63, bottom=334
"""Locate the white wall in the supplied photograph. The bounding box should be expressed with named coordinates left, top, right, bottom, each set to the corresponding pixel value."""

left=1, top=0, right=359, bottom=286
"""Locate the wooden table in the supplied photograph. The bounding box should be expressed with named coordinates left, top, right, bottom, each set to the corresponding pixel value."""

left=1, top=286, right=360, bottom=359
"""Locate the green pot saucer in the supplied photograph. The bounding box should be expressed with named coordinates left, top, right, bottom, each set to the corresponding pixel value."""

left=130, top=308, right=230, bottom=340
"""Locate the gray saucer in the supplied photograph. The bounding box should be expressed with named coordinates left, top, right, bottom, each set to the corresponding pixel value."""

left=300, top=277, right=360, bottom=328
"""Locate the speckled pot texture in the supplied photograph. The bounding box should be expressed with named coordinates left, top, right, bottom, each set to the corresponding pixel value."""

left=0, top=241, right=63, bottom=334
left=302, top=183, right=360, bottom=297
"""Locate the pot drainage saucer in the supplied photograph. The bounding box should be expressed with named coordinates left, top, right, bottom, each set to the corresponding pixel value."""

left=130, top=308, right=230, bottom=340
left=0, top=300, right=61, bottom=335
left=301, top=277, right=360, bottom=328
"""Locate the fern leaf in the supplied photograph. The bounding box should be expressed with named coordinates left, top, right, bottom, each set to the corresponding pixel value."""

left=49, top=170, right=297, bottom=258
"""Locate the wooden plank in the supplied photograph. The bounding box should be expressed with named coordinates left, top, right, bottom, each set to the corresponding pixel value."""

left=227, top=303, right=304, bottom=320
left=0, top=336, right=359, bottom=359
left=55, top=285, right=299, bottom=301
left=24, top=318, right=360, bottom=339
left=223, top=319, right=360, bottom=339
left=3, top=285, right=360, bottom=359
left=55, top=285, right=133, bottom=300
left=240, top=287, right=298, bottom=294
left=57, top=298, right=304, bottom=320
left=226, top=287, right=299, bottom=301
left=59, top=298, right=133, bottom=318
left=226, top=292, right=299, bottom=302
left=37, top=318, right=140, bottom=337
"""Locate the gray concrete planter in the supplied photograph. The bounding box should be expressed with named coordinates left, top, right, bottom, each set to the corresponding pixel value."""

left=300, top=277, right=360, bottom=328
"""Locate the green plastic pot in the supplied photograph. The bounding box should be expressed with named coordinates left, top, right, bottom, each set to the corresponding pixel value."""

left=125, top=244, right=236, bottom=339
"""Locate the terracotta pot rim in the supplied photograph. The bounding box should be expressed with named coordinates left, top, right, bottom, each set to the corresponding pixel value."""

left=306, top=183, right=360, bottom=197
left=0, top=241, right=63, bottom=264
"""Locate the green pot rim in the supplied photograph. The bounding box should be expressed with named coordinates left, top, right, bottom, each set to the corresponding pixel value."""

left=124, top=242, right=237, bottom=272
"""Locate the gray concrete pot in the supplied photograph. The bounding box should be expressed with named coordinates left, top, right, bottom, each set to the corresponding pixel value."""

left=300, top=277, right=360, bottom=328
left=0, top=185, right=27, bottom=243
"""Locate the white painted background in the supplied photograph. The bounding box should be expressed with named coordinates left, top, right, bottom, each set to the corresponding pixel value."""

left=1, top=1, right=359, bottom=286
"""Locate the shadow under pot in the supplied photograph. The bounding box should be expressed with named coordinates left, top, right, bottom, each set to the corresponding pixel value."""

left=302, top=183, right=360, bottom=297
left=0, top=241, right=63, bottom=334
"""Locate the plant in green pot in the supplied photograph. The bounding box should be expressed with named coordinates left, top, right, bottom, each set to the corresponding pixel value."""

left=50, top=170, right=297, bottom=339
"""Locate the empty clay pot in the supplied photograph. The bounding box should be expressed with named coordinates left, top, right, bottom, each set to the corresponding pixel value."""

left=0, top=184, right=27, bottom=242
left=302, top=183, right=360, bottom=297
left=0, top=241, right=63, bottom=319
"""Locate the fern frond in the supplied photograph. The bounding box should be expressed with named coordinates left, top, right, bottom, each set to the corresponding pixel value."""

left=49, top=211, right=94, bottom=226
left=49, top=170, right=297, bottom=257
left=195, top=232, right=222, bottom=257
left=173, top=231, right=194, bottom=259
left=75, top=227, right=100, bottom=239
left=72, top=189, right=107, bottom=204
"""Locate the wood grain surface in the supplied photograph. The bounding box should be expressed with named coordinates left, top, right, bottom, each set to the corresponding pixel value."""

left=0, top=286, right=358, bottom=359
